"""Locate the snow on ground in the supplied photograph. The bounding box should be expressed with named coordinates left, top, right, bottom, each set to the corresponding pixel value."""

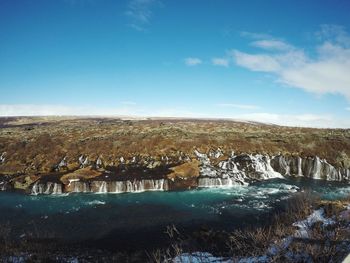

left=173, top=252, right=232, bottom=263
left=292, top=208, right=335, bottom=238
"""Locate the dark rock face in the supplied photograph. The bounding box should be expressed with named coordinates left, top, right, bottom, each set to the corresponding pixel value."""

left=0, top=175, right=12, bottom=191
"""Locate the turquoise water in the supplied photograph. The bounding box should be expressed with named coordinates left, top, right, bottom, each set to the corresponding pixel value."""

left=0, top=178, right=349, bottom=250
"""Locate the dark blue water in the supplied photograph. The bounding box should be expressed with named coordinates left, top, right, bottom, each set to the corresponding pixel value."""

left=0, top=178, right=349, bottom=250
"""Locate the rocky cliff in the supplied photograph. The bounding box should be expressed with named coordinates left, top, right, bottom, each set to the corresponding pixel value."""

left=0, top=117, right=349, bottom=195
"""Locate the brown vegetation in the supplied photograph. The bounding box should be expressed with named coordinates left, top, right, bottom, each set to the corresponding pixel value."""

left=167, top=160, right=200, bottom=180
left=0, top=117, right=349, bottom=179
left=60, top=167, right=103, bottom=185
left=147, top=192, right=350, bottom=263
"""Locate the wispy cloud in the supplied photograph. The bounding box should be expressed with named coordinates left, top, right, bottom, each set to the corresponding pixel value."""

left=240, top=31, right=274, bottom=40
left=231, top=50, right=282, bottom=72
left=234, top=112, right=350, bottom=128
left=184, top=57, right=202, bottom=66
left=212, top=58, right=229, bottom=67
left=346, top=107, right=350, bottom=111
left=216, top=103, right=260, bottom=110
left=316, top=24, right=350, bottom=46
left=251, top=40, right=293, bottom=51
left=125, top=0, right=161, bottom=31
left=231, top=25, right=350, bottom=100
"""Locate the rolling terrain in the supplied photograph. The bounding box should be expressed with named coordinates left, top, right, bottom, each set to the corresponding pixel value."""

left=0, top=116, right=349, bottom=194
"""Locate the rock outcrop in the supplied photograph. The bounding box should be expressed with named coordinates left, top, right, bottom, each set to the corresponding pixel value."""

left=0, top=152, right=5, bottom=164
left=1, top=148, right=349, bottom=195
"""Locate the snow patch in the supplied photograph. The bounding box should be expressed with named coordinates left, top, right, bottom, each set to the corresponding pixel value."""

left=293, top=208, right=335, bottom=238
left=173, top=252, right=232, bottom=263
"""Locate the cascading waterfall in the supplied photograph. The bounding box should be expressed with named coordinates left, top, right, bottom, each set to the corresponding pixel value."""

left=70, top=181, right=90, bottom=193
left=31, top=181, right=41, bottom=195
left=81, top=179, right=169, bottom=193
left=98, top=181, right=107, bottom=193
left=0, top=182, right=6, bottom=191
left=111, top=179, right=168, bottom=193
left=297, top=157, right=303, bottom=176
left=197, top=151, right=282, bottom=188
left=249, top=154, right=283, bottom=179
left=52, top=182, right=63, bottom=194
left=271, top=155, right=349, bottom=181
left=44, top=182, right=53, bottom=194
left=31, top=181, right=63, bottom=195
left=198, top=177, right=245, bottom=188
left=312, top=157, right=322, bottom=179
left=195, top=150, right=350, bottom=188
left=24, top=150, right=350, bottom=195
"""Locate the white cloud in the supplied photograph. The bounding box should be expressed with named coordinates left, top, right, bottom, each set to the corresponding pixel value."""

left=216, top=103, right=260, bottom=110
left=125, top=0, right=161, bottom=31
left=346, top=107, right=350, bottom=111
left=231, top=25, right=350, bottom=100
left=231, top=50, right=281, bottom=72
left=234, top=112, right=349, bottom=128
left=185, top=57, right=202, bottom=66
left=212, top=58, right=229, bottom=67
left=251, top=40, right=293, bottom=51
left=240, top=31, right=273, bottom=40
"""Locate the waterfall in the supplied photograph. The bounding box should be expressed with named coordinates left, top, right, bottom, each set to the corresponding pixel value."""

left=52, top=183, right=63, bottom=195
left=31, top=181, right=40, bottom=195
left=25, top=150, right=350, bottom=195
left=196, top=151, right=284, bottom=188
left=0, top=181, right=9, bottom=191
left=70, top=181, right=90, bottom=193
left=113, top=181, right=125, bottom=193
left=90, top=179, right=169, bottom=194
left=98, top=181, right=107, bottom=193
left=271, top=155, right=349, bottom=182
left=43, top=182, right=52, bottom=194
left=297, top=157, right=303, bottom=176
left=249, top=154, right=283, bottom=179
left=196, top=151, right=350, bottom=187
left=198, top=177, right=245, bottom=188
left=312, top=157, right=322, bottom=179
left=31, top=181, right=63, bottom=195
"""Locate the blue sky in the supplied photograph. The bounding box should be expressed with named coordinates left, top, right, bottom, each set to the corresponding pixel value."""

left=0, top=0, right=350, bottom=127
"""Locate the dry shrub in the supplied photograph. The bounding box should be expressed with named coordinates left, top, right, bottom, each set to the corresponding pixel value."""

left=281, top=191, right=320, bottom=223
left=226, top=227, right=274, bottom=257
